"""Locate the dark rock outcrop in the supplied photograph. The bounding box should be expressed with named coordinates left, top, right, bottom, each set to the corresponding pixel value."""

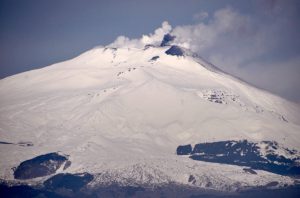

left=176, top=144, right=192, bottom=155
left=14, top=153, right=68, bottom=180
left=0, top=141, right=13, bottom=145
left=165, top=45, right=185, bottom=56
left=177, top=140, right=300, bottom=175
left=160, top=34, right=176, bottom=47
left=243, top=168, right=257, bottom=174
left=44, top=173, right=94, bottom=192
left=63, top=161, right=71, bottom=170
left=0, top=184, right=64, bottom=198
left=150, top=56, right=159, bottom=61
left=1, top=182, right=299, bottom=198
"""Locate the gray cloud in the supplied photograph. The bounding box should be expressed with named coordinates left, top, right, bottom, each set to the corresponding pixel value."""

left=193, top=11, right=208, bottom=21
left=235, top=56, right=300, bottom=102
left=108, top=0, right=300, bottom=102
left=172, top=2, right=300, bottom=103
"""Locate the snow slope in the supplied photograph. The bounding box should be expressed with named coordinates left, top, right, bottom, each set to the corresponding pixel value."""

left=0, top=45, right=299, bottom=191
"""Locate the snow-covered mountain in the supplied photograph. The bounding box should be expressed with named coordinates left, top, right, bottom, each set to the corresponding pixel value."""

left=0, top=36, right=300, bottom=196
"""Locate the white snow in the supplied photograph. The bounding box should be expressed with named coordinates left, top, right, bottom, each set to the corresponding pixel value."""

left=0, top=45, right=299, bottom=190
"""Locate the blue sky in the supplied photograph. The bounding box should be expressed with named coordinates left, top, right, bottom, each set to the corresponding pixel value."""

left=0, top=0, right=299, bottom=102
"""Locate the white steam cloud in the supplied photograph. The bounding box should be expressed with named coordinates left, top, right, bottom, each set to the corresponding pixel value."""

left=108, top=2, right=300, bottom=102
left=109, top=21, right=172, bottom=48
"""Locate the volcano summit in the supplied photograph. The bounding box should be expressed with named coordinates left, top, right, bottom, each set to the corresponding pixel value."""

left=0, top=35, right=300, bottom=197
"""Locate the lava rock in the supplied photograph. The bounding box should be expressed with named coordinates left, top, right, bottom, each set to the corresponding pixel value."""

left=188, top=140, right=300, bottom=175
left=165, top=45, right=185, bottom=56
left=44, top=173, right=94, bottom=191
left=160, top=34, right=176, bottom=46
left=150, top=56, right=159, bottom=61
left=14, top=153, right=68, bottom=180
left=176, top=144, right=192, bottom=155
left=243, top=168, right=257, bottom=174
left=0, top=141, right=13, bottom=145
left=0, top=184, right=64, bottom=198
left=63, top=160, right=71, bottom=170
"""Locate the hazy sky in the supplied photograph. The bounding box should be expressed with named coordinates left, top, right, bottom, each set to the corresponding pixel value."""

left=0, top=0, right=300, bottom=102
